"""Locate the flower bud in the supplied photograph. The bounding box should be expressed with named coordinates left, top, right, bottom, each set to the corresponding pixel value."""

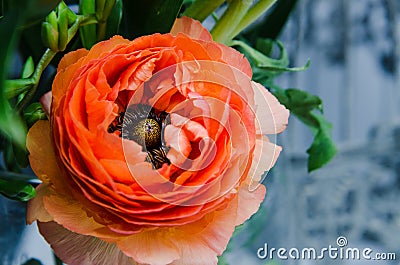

left=41, top=1, right=77, bottom=52
left=24, top=102, right=47, bottom=128
left=41, top=20, right=59, bottom=51
left=57, top=4, right=69, bottom=51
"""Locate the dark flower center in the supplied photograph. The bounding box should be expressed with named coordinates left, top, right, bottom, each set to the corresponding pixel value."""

left=108, top=104, right=170, bottom=169
left=129, top=118, right=161, bottom=149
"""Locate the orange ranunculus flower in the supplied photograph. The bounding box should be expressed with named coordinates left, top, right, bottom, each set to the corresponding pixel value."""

left=26, top=17, right=289, bottom=265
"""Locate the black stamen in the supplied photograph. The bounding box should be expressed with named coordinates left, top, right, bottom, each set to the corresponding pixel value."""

left=108, top=104, right=170, bottom=169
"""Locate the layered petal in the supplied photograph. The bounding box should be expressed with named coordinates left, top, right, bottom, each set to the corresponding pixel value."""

left=27, top=16, right=288, bottom=265
left=38, top=221, right=135, bottom=265
left=171, top=16, right=213, bottom=41
left=253, top=82, right=289, bottom=134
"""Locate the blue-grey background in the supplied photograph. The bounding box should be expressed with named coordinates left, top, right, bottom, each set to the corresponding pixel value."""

left=227, top=0, right=400, bottom=264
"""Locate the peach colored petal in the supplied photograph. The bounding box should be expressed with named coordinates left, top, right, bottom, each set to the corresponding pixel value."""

left=82, top=35, right=130, bottom=64
left=118, top=194, right=238, bottom=265
left=247, top=135, right=282, bottom=191
left=170, top=16, right=213, bottom=41
left=26, top=120, right=64, bottom=187
left=215, top=43, right=252, bottom=78
left=57, top=48, right=88, bottom=72
left=42, top=193, right=120, bottom=240
left=253, top=81, right=289, bottom=134
left=52, top=55, right=88, bottom=110
left=26, top=183, right=53, bottom=224
left=234, top=184, right=266, bottom=226
left=113, top=195, right=247, bottom=264
left=164, top=124, right=192, bottom=165
left=118, top=229, right=180, bottom=265
left=38, top=221, right=135, bottom=265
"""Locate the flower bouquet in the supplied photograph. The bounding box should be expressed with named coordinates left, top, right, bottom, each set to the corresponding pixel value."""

left=0, top=0, right=336, bottom=264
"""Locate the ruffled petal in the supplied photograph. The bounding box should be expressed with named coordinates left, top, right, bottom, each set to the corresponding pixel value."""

left=42, top=192, right=120, bottom=240
left=26, top=120, right=64, bottom=187
left=57, top=48, right=89, bottom=72
left=52, top=50, right=89, bottom=110
left=253, top=82, right=289, bottom=134
left=26, top=183, right=53, bottom=224
left=82, top=35, right=130, bottom=64
left=118, top=229, right=181, bottom=265
left=118, top=194, right=241, bottom=265
left=38, top=221, right=135, bottom=265
left=234, top=184, right=266, bottom=226
left=247, top=135, right=282, bottom=191
left=170, top=16, right=213, bottom=41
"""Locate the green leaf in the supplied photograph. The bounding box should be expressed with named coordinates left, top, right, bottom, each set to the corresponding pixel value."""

left=121, top=0, right=183, bottom=39
left=0, top=1, right=28, bottom=150
left=217, top=255, right=229, bottom=265
left=183, top=0, right=223, bottom=22
left=4, top=138, right=21, bottom=172
left=0, top=179, right=36, bottom=201
left=231, top=39, right=309, bottom=81
left=270, top=86, right=337, bottom=172
left=105, top=0, right=123, bottom=39
left=3, top=0, right=61, bottom=26
left=79, top=0, right=97, bottom=49
left=273, top=88, right=323, bottom=128
left=306, top=114, right=337, bottom=171
left=22, top=57, right=35, bottom=78
left=24, top=102, right=47, bottom=127
left=0, top=171, right=36, bottom=182
left=243, top=0, right=299, bottom=41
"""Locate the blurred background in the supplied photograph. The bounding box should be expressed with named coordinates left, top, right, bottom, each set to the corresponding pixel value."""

left=1, top=0, right=400, bottom=264
left=226, top=0, right=400, bottom=264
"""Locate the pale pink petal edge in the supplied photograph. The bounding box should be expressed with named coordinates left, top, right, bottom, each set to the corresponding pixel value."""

left=38, top=221, right=136, bottom=265
left=253, top=82, right=289, bottom=134
left=170, top=16, right=213, bottom=41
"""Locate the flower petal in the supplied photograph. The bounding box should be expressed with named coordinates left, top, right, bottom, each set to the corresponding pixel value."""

left=234, top=184, right=266, bottom=226
left=247, top=135, right=282, bottom=191
left=42, top=192, right=120, bottom=239
left=170, top=16, right=213, bottom=41
left=26, top=120, right=64, bottom=187
left=39, top=91, right=52, bottom=118
left=38, top=221, right=135, bottom=265
left=118, top=229, right=180, bottom=265
left=57, top=48, right=89, bottom=72
left=118, top=194, right=241, bottom=265
left=26, top=183, right=53, bottom=224
left=253, top=82, right=289, bottom=134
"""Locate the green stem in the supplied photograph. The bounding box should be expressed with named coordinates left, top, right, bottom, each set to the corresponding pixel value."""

left=70, top=14, right=98, bottom=41
left=97, top=21, right=107, bottom=41
left=16, top=49, right=56, bottom=112
left=211, top=0, right=253, bottom=44
left=230, top=0, right=277, bottom=39
left=4, top=79, right=34, bottom=98
left=15, top=14, right=97, bottom=112
left=183, top=0, right=225, bottom=22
